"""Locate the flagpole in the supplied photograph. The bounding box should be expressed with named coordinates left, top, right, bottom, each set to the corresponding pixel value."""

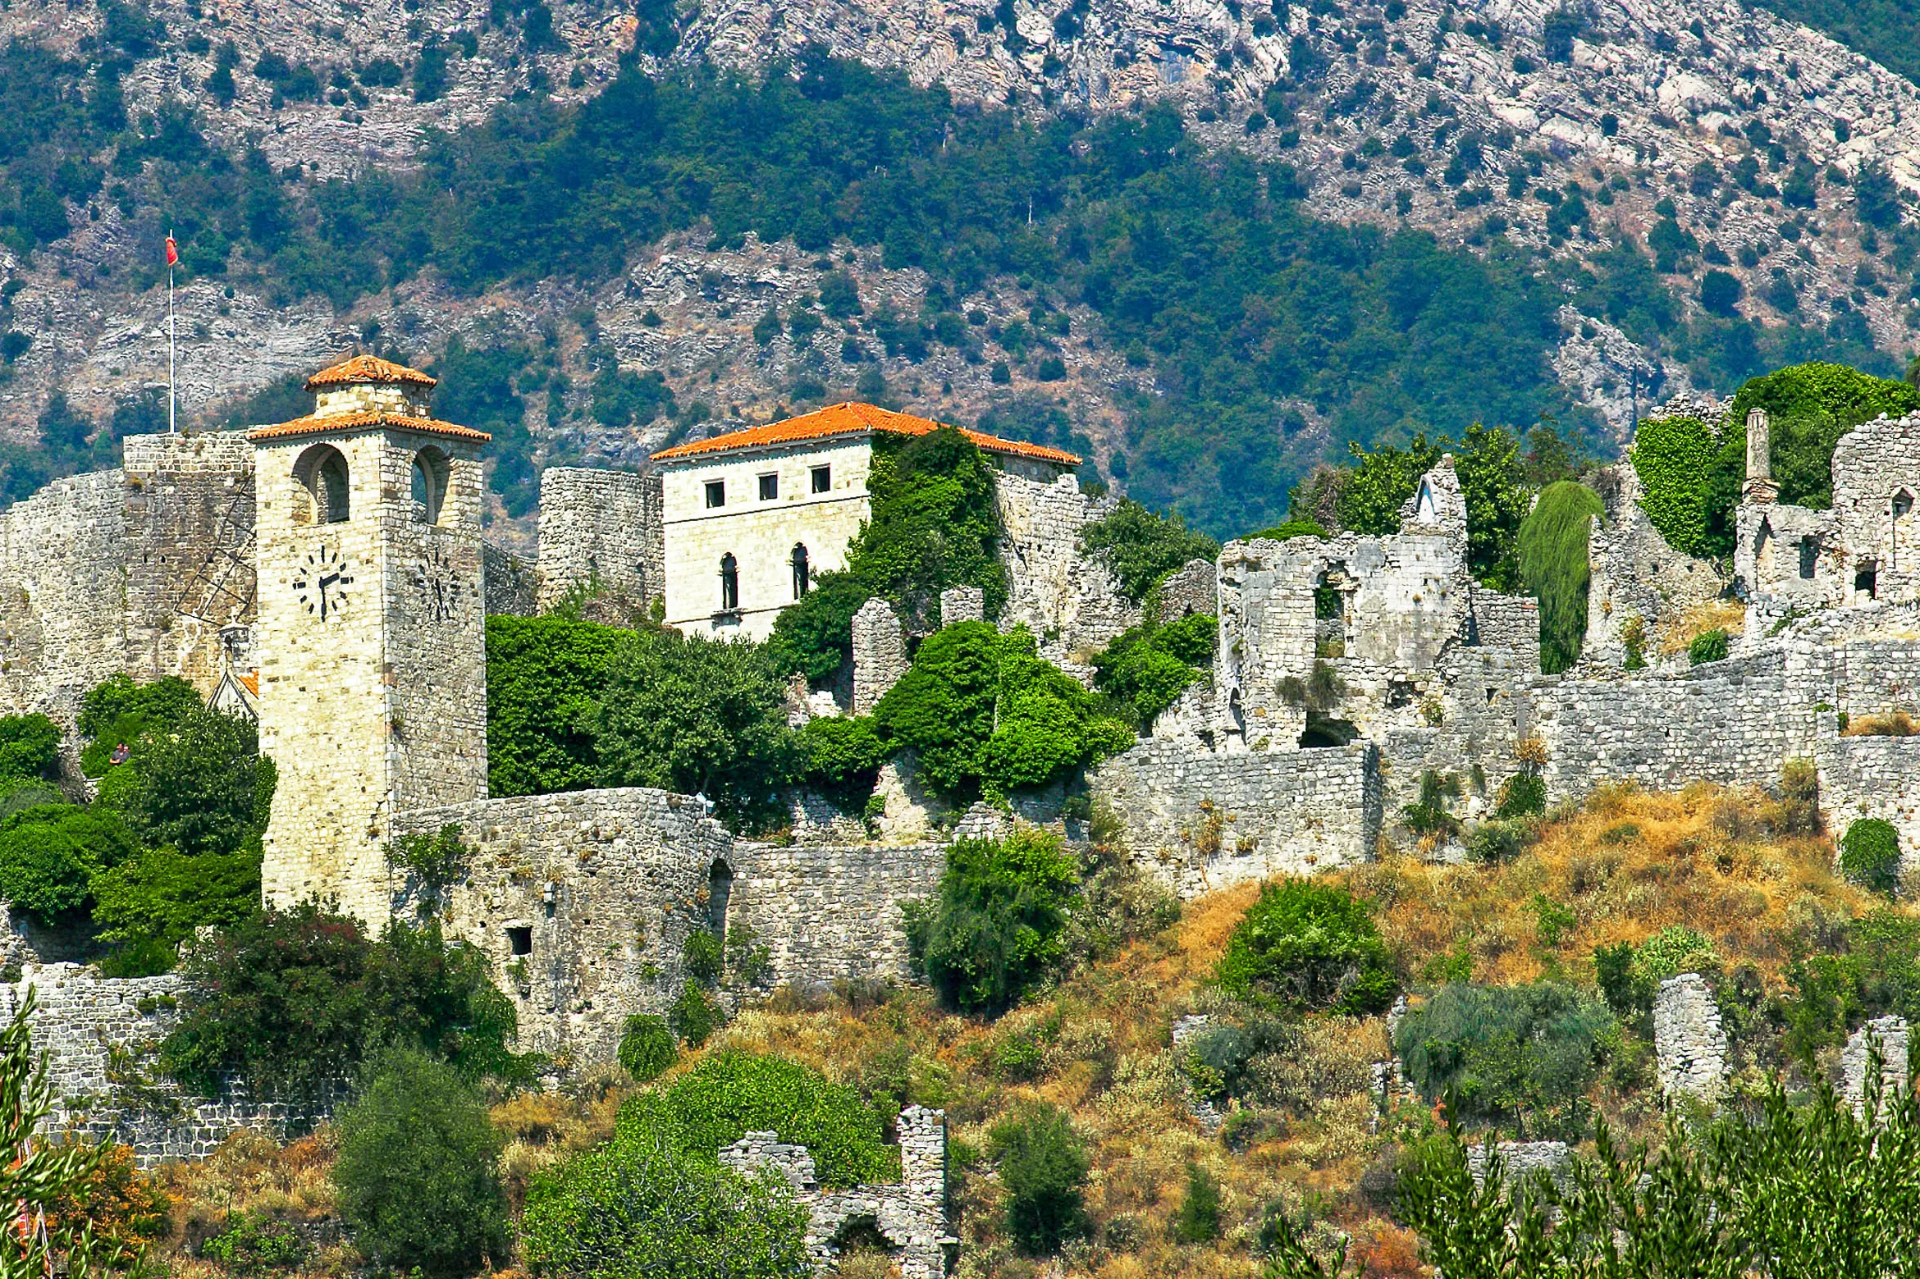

left=167, top=229, right=176, bottom=435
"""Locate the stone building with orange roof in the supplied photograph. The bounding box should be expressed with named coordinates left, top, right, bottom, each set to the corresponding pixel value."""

left=647, top=401, right=1081, bottom=640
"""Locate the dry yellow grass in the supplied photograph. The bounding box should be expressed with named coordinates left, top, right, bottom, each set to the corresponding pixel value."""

left=1658, top=600, right=1746, bottom=657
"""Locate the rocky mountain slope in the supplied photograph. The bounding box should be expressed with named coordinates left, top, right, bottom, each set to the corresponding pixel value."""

left=0, top=0, right=1915, bottom=542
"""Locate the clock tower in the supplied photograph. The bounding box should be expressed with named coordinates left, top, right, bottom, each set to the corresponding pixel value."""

left=251, top=355, right=491, bottom=922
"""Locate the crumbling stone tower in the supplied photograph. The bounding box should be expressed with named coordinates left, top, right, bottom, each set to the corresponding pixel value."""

left=250, top=356, right=491, bottom=922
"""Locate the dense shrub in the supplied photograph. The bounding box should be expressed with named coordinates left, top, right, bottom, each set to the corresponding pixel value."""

left=1840, top=818, right=1902, bottom=897
left=668, top=983, right=721, bottom=1048
left=1781, top=910, right=1920, bottom=1055
left=1215, top=878, right=1398, bottom=1014
left=0, top=803, right=139, bottom=925
left=617, top=1050, right=898, bottom=1188
left=1689, top=628, right=1731, bottom=665
left=486, top=614, right=626, bottom=797
left=796, top=715, right=889, bottom=809
left=333, top=1049, right=510, bottom=1279
left=521, top=1108, right=810, bottom=1279
left=990, top=1103, right=1089, bottom=1256
left=1077, top=500, right=1219, bottom=602
left=616, top=1014, right=677, bottom=1083
left=76, top=675, right=202, bottom=777
left=1091, top=612, right=1217, bottom=728
left=1171, top=1163, right=1223, bottom=1244
left=592, top=627, right=801, bottom=832
left=1630, top=413, right=1721, bottom=558
left=1516, top=481, right=1605, bottom=673
left=903, top=830, right=1080, bottom=1015
left=88, top=847, right=261, bottom=961
left=1393, top=982, right=1614, bottom=1131
left=160, top=906, right=528, bottom=1102
left=873, top=623, right=1129, bottom=801
left=100, top=704, right=274, bottom=857
left=0, top=714, right=60, bottom=783
left=771, top=427, right=1007, bottom=681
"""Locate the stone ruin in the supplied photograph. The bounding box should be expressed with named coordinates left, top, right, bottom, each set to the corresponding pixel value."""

left=720, top=1106, right=953, bottom=1279
left=1653, top=973, right=1730, bottom=1105
left=1841, top=1015, right=1911, bottom=1116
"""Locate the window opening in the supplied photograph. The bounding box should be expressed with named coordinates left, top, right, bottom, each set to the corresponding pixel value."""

left=705, top=479, right=725, bottom=508
left=411, top=448, right=448, bottom=524
left=792, top=544, right=810, bottom=600
left=1856, top=562, right=1879, bottom=599
left=708, top=860, right=733, bottom=937
left=507, top=927, right=532, bottom=956
left=811, top=465, right=832, bottom=494
left=1798, top=537, right=1818, bottom=580
left=719, top=553, right=740, bottom=611
left=759, top=473, right=778, bottom=501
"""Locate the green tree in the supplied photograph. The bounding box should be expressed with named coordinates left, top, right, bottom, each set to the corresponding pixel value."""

left=1840, top=818, right=1902, bottom=897
left=1216, top=877, right=1398, bottom=1015
left=1393, top=982, right=1614, bottom=1132
left=795, top=715, right=889, bottom=810
left=616, top=1014, right=677, bottom=1083
left=1516, top=481, right=1605, bottom=673
left=592, top=628, right=801, bottom=832
left=88, top=847, right=262, bottom=967
left=1091, top=612, right=1218, bottom=728
left=0, top=804, right=138, bottom=926
left=903, top=829, right=1080, bottom=1015
left=76, top=675, right=202, bottom=777
left=160, top=906, right=527, bottom=1103
left=486, top=614, right=627, bottom=797
left=101, top=705, right=273, bottom=857
left=521, top=1109, right=810, bottom=1279
left=1631, top=412, right=1723, bottom=557
left=1334, top=425, right=1530, bottom=586
left=0, top=714, right=60, bottom=783
left=1077, top=500, right=1219, bottom=602
left=990, top=1103, right=1089, bottom=1256
left=333, top=1049, right=510, bottom=1279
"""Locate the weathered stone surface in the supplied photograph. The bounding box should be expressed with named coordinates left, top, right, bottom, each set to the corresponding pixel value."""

left=536, top=466, right=662, bottom=616
left=852, top=598, right=906, bottom=715
left=939, top=585, right=985, bottom=626
left=1654, top=973, right=1728, bottom=1104
left=1842, top=1015, right=1910, bottom=1115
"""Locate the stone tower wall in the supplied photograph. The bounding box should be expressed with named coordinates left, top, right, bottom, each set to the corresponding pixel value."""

left=536, top=467, right=663, bottom=615
left=0, top=470, right=130, bottom=720
left=256, top=426, right=489, bottom=923
left=994, top=470, right=1137, bottom=664
left=851, top=598, right=906, bottom=714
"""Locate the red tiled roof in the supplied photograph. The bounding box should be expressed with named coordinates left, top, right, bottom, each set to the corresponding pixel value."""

left=239, top=672, right=259, bottom=697
left=304, top=354, right=438, bottom=392
left=247, top=411, right=491, bottom=444
left=650, top=401, right=1081, bottom=466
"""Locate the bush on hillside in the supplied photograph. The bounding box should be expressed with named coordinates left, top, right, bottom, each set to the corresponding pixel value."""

left=1172, top=1163, right=1224, bottom=1244
left=617, top=1050, right=899, bottom=1188
left=76, top=675, right=202, bottom=777
left=486, top=614, right=627, bottom=797
left=0, top=714, right=60, bottom=784
left=333, top=1049, right=510, bottom=1279
left=616, top=1014, right=677, bottom=1083
left=160, top=906, right=529, bottom=1102
left=903, top=829, right=1081, bottom=1016
left=1091, top=612, right=1217, bottom=729
left=982, top=645, right=1134, bottom=792
left=521, top=1106, right=810, bottom=1279
left=591, top=627, right=801, bottom=832
left=1216, top=878, right=1398, bottom=1015
left=1078, top=500, right=1219, bottom=602
left=101, top=704, right=274, bottom=857
left=1839, top=818, right=1902, bottom=897
left=0, top=803, right=139, bottom=926
left=770, top=427, right=1007, bottom=681
left=88, top=846, right=262, bottom=967
left=1517, top=481, right=1605, bottom=673
left=1393, top=982, right=1614, bottom=1131
left=990, top=1103, right=1089, bottom=1256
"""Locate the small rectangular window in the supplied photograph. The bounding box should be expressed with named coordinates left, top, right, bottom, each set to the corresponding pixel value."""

left=507, top=926, right=532, bottom=956
left=811, top=465, right=831, bottom=494
left=705, top=479, right=725, bottom=509
left=1798, top=538, right=1818, bottom=580
left=758, top=473, right=778, bottom=501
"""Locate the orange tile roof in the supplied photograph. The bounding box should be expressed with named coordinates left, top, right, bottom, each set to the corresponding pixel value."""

left=247, top=410, right=492, bottom=445
left=239, top=672, right=259, bottom=697
left=650, top=401, right=1082, bottom=466
left=304, top=354, right=438, bottom=392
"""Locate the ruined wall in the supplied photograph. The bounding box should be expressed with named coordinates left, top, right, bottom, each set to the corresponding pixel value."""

left=1535, top=651, right=1812, bottom=799
left=1815, top=716, right=1920, bottom=874
left=398, top=787, right=732, bottom=1068
left=994, top=470, right=1137, bottom=665
left=1582, top=463, right=1726, bottom=672
left=1831, top=413, right=1920, bottom=605
left=852, top=598, right=906, bottom=715
left=1467, top=590, right=1541, bottom=675
left=536, top=467, right=662, bottom=615
left=730, top=840, right=945, bottom=991
left=9, top=966, right=317, bottom=1169
left=0, top=470, right=129, bottom=719
left=120, top=432, right=257, bottom=693
left=1379, top=647, right=1540, bottom=822
left=1089, top=741, right=1381, bottom=894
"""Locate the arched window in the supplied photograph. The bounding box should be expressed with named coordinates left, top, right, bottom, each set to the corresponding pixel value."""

left=719, top=553, right=740, bottom=611
left=791, top=544, right=810, bottom=600
left=292, top=444, right=351, bottom=525
left=411, top=447, right=450, bottom=524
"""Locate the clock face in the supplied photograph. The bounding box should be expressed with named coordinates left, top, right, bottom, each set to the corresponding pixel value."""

left=413, top=548, right=466, bottom=624
left=291, top=547, right=353, bottom=621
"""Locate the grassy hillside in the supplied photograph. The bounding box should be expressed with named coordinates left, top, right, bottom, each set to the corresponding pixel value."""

left=123, top=778, right=1916, bottom=1279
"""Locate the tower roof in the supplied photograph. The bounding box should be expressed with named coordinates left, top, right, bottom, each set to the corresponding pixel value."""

left=303, top=354, right=439, bottom=392
left=246, top=410, right=492, bottom=444
left=650, top=401, right=1082, bottom=466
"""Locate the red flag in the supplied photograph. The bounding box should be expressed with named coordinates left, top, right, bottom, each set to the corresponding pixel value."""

left=165, top=234, right=178, bottom=266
